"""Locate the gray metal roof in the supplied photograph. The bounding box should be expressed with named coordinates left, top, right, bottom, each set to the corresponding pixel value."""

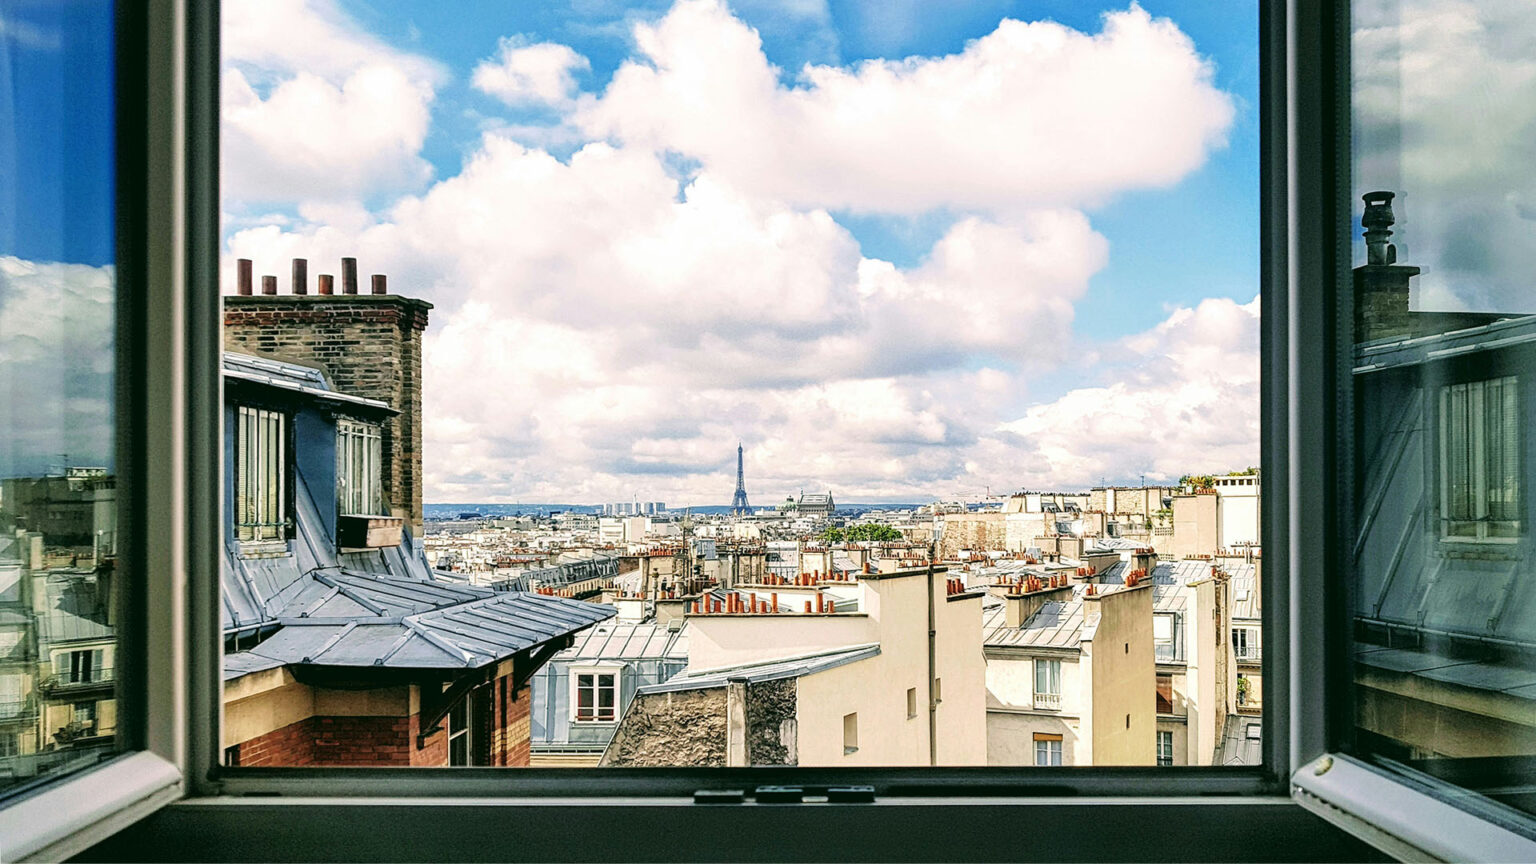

left=38, top=574, right=113, bottom=645
left=638, top=644, right=880, bottom=694
left=1354, top=314, right=1536, bottom=374
left=556, top=620, right=689, bottom=663
left=1211, top=713, right=1263, bottom=766
left=983, top=586, right=1087, bottom=651
left=228, top=591, right=614, bottom=671
left=222, top=352, right=394, bottom=412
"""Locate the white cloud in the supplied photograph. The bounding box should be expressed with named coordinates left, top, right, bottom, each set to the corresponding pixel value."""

left=575, top=0, right=1234, bottom=214
left=998, top=295, right=1261, bottom=487
left=0, top=257, right=115, bottom=476
left=0, top=13, right=61, bottom=51
left=1353, top=0, right=1536, bottom=313
left=473, top=38, right=591, bottom=108
left=221, top=0, right=444, bottom=203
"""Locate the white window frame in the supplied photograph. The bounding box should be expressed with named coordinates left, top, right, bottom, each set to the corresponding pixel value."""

left=569, top=666, right=621, bottom=724
left=1033, top=659, right=1062, bottom=710
left=0, top=4, right=198, bottom=855
left=1033, top=736, right=1063, bottom=767
left=1438, top=377, right=1521, bottom=542
left=336, top=419, right=384, bottom=517
left=1232, top=626, right=1260, bottom=662
left=1157, top=731, right=1174, bottom=767
left=234, top=405, right=288, bottom=542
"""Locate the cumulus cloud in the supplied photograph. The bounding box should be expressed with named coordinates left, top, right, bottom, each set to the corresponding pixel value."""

left=0, top=257, right=115, bottom=477
left=473, top=37, right=591, bottom=108
left=1353, top=0, right=1536, bottom=313
left=221, top=0, right=444, bottom=203
left=574, top=0, right=1234, bottom=214
left=223, top=1, right=1247, bottom=503
left=998, top=295, right=1261, bottom=487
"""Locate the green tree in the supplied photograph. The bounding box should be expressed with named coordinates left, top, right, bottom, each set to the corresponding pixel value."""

left=817, top=526, right=846, bottom=543
left=846, top=523, right=902, bottom=542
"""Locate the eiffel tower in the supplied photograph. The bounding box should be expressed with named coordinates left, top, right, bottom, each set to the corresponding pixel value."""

left=731, top=442, right=750, bottom=515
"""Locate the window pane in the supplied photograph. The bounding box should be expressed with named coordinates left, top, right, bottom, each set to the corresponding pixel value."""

left=1351, top=0, right=1536, bottom=821
left=0, top=0, right=121, bottom=797
left=220, top=0, right=1258, bottom=772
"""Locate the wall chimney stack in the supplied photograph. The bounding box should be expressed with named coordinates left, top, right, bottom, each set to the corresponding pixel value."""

left=261, top=275, right=277, bottom=295
left=372, top=274, right=387, bottom=295
left=237, top=258, right=253, bottom=295
left=318, top=274, right=334, bottom=295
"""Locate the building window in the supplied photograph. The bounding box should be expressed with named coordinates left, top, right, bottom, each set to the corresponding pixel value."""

left=73, top=702, right=96, bottom=731
left=1033, top=659, right=1061, bottom=710
left=573, top=670, right=618, bottom=723
left=843, top=712, right=858, bottom=755
left=1033, top=732, right=1063, bottom=766
left=337, top=419, right=384, bottom=516
left=1157, top=731, right=1174, bottom=766
left=1156, top=674, right=1174, bottom=715
left=223, top=745, right=241, bottom=767
left=74, top=649, right=103, bottom=683
left=1232, top=627, right=1259, bottom=661
left=0, top=734, right=17, bottom=758
left=1153, top=613, right=1179, bottom=661
left=1439, top=377, right=1521, bottom=540
left=906, top=687, right=918, bottom=719
left=235, top=405, right=289, bottom=542
left=448, top=694, right=471, bottom=767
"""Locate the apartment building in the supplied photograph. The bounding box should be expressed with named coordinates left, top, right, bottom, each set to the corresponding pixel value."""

left=601, top=565, right=986, bottom=766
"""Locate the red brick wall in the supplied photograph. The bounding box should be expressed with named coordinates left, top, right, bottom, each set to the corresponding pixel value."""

left=410, top=710, right=449, bottom=767
left=487, top=676, right=532, bottom=767
left=232, top=715, right=413, bottom=767
left=224, top=294, right=431, bottom=535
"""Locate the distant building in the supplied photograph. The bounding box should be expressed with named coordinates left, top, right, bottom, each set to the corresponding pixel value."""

left=601, top=566, right=986, bottom=767
left=797, top=492, right=835, bottom=518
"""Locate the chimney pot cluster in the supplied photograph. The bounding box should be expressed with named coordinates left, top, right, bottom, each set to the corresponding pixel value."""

left=234, top=256, right=390, bottom=296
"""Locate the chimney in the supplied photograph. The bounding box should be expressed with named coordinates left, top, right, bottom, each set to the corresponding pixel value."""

left=223, top=257, right=433, bottom=540
left=372, top=274, right=387, bottom=295
left=291, top=258, right=308, bottom=295
left=1132, top=548, right=1158, bottom=579
left=1354, top=191, right=1421, bottom=342
left=237, top=258, right=253, bottom=295
left=342, top=257, right=359, bottom=294
left=1004, top=581, right=1075, bottom=629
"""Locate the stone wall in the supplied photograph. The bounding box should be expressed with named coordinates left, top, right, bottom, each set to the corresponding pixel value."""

left=601, top=688, right=728, bottom=767
left=746, top=679, right=796, bottom=765
left=224, top=294, right=432, bottom=536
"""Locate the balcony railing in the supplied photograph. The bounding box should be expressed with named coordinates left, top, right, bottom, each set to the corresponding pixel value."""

left=1033, top=692, right=1062, bottom=710
left=38, top=667, right=115, bottom=694
left=0, top=698, right=35, bottom=721
left=1235, top=648, right=1262, bottom=664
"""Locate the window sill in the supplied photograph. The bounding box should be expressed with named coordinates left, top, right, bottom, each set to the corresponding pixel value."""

left=1292, top=753, right=1536, bottom=862
left=0, top=750, right=182, bottom=862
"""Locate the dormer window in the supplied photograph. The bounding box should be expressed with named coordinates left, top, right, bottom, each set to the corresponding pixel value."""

left=337, top=419, right=384, bottom=516
left=235, top=406, right=290, bottom=542
left=1438, top=376, right=1520, bottom=540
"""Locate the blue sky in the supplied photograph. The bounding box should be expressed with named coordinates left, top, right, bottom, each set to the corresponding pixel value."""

left=218, top=0, right=1262, bottom=503
left=0, top=0, right=115, bottom=266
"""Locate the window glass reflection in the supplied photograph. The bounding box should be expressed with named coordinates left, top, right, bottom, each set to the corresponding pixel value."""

left=0, top=0, right=120, bottom=796
left=1351, top=0, right=1536, bottom=821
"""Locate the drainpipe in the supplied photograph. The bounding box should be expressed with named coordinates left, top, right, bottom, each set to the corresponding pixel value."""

left=926, top=542, right=937, bottom=767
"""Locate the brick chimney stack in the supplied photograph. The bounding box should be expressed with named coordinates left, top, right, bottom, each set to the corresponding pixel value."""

left=224, top=257, right=432, bottom=541
left=1354, top=191, right=1421, bottom=343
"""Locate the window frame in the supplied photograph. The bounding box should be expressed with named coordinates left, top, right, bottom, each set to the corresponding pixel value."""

left=1280, top=0, right=1536, bottom=856
left=39, top=0, right=1534, bottom=859
left=568, top=665, right=621, bottom=725
left=336, top=418, right=384, bottom=517
left=0, top=0, right=213, bottom=857
left=1436, top=376, right=1521, bottom=542
left=234, top=404, right=291, bottom=543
